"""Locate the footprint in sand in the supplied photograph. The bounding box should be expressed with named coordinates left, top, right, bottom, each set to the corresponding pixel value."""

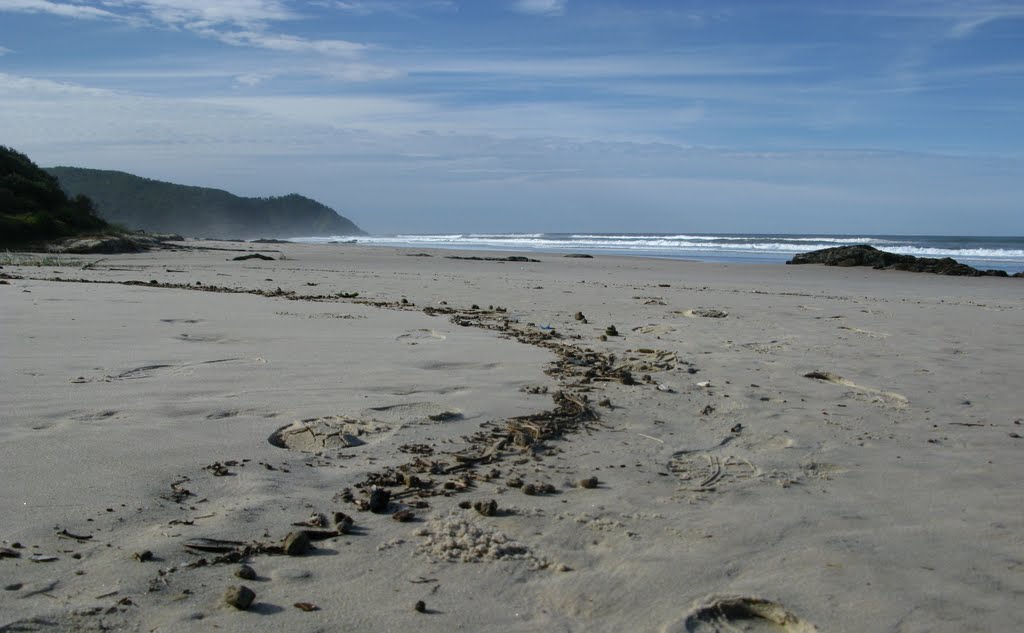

left=665, top=596, right=819, bottom=633
left=71, top=363, right=174, bottom=383
left=617, top=348, right=678, bottom=372
left=268, top=416, right=389, bottom=452
left=837, top=325, right=889, bottom=339
left=668, top=450, right=759, bottom=492
left=632, top=323, right=677, bottom=335
left=396, top=329, right=447, bottom=344
left=71, top=358, right=263, bottom=383
left=205, top=410, right=240, bottom=420
left=72, top=410, right=120, bottom=421
left=174, top=332, right=230, bottom=343
left=741, top=341, right=789, bottom=354
left=362, top=402, right=463, bottom=424
left=804, top=371, right=908, bottom=409
left=678, top=308, right=729, bottom=319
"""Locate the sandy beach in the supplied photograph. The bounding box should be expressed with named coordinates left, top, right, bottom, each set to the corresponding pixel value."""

left=1, top=241, right=1022, bottom=632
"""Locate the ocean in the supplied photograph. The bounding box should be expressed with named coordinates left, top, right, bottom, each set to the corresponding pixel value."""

left=292, top=233, right=1024, bottom=275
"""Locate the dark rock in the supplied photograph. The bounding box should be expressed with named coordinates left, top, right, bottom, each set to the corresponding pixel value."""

left=235, top=565, right=257, bottom=581
left=282, top=531, right=311, bottom=556
left=132, top=550, right=153, bottom=562
left=368, top=488, right=391, bottom=513
left=392, top=509, right=415, bottom=522
left=578, top=476, right=599, bottom=489
left=232, top=253, right=275, bottom=261
left=333, top=512, right=354, bottom=533
left=473, top=499, right=498, bottom=517
left=446, top=255, right=541, bottom=263
left=563, top=253, right=593, bottom=258
left=414, top=600, right=427, bottom=613
left=788, top=245, right=1012, bottom=277
left=224, top=585, right=256, bottom=610
left=605, top=325, right=619, bottom=336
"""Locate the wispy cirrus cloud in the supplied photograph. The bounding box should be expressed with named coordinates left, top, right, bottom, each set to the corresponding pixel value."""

left=107, top=0, right=299, bottom=28
left=511, top=0, right=566, bottom=17
left=0, top=0, right=123, bottom=20
left=825, top=1, right=1024, bottom=39
left=200, top=28, right=364, bottom=55
left=0, top=1, right=366, bottom=56
left=329, top=0, right=456, bottom=16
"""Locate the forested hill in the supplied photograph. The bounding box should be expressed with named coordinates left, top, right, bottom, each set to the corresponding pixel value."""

left=47, top=167, right=366, bottom=239
left=1, top=146, right=108, bottom=245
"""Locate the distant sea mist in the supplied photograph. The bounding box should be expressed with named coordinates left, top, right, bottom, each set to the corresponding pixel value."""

left=292, top=233, right=1024, bottom=275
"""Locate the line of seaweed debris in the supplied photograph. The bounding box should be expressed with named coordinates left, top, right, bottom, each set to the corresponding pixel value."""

left=21, top=273, right=674, bottom=562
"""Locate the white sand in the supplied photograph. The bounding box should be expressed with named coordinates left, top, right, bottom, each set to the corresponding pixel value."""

left=1, top=242, right=1022, bottom=632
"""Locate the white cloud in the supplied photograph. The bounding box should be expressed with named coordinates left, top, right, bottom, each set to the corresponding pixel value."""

left=206, top=29, right=364, bottom=55
left=828, top=3, right=1024, bottom=40
left=404, top=53, right=798, bottom=79
left=0, top=1, right=367, bottom=56
left=108, top=0, right=297, bottom=28
left=321, top=62, right=403, bottom=81
left=512, top=0, right=566, bottom=17
left=949, top=15, right=996, bottom=38
left=0, top=72, right=114, bottom=96
left=0, top=45, right=12, bottom=55
left=0, top=0, right=122, bottom=20
left=233, top=72, right=270, bottom=86
left=328, top=0, right=456, bottom=16
left=3, top=70, right=1021, bottom=235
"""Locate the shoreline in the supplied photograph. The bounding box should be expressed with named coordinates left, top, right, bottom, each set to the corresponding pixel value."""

left=2, top=240, right=1022, bottom=632
left=284, top=233, right=1024, bottom=275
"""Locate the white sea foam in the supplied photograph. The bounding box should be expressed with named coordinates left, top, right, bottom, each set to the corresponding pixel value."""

left=881, top=246, right=1024, bottom=259
left=290, top=233, right=1024, bottom=270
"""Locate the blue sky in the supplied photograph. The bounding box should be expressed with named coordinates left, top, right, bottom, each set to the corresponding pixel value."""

left=1, top=0, right=1022, bottom=235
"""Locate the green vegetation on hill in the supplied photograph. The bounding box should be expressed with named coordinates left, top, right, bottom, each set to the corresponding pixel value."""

left=1, top=146, right=109, bottom=245
left=47, top=167, right=365, bottom=239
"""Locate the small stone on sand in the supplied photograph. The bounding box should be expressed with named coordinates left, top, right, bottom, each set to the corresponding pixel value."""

left=283, top=531, right=311, bottom=556
left=369, top=488, right=391, bottom=513
left=333, top=511, right=354, bottom=533
left=224, top=585, right=256, bottom=610
left=474, top=499, right=498, bottom=516
left=393, top=509, right=415, bottom=522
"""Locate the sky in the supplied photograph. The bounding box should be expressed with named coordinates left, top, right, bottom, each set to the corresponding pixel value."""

left=1, top=0, right=1022, bottom=235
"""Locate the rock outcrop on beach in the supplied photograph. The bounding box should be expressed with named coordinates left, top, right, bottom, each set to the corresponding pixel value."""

left=788, top=245, right=1016, bottom=277
left=47, top=167, right=365, bottom=240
